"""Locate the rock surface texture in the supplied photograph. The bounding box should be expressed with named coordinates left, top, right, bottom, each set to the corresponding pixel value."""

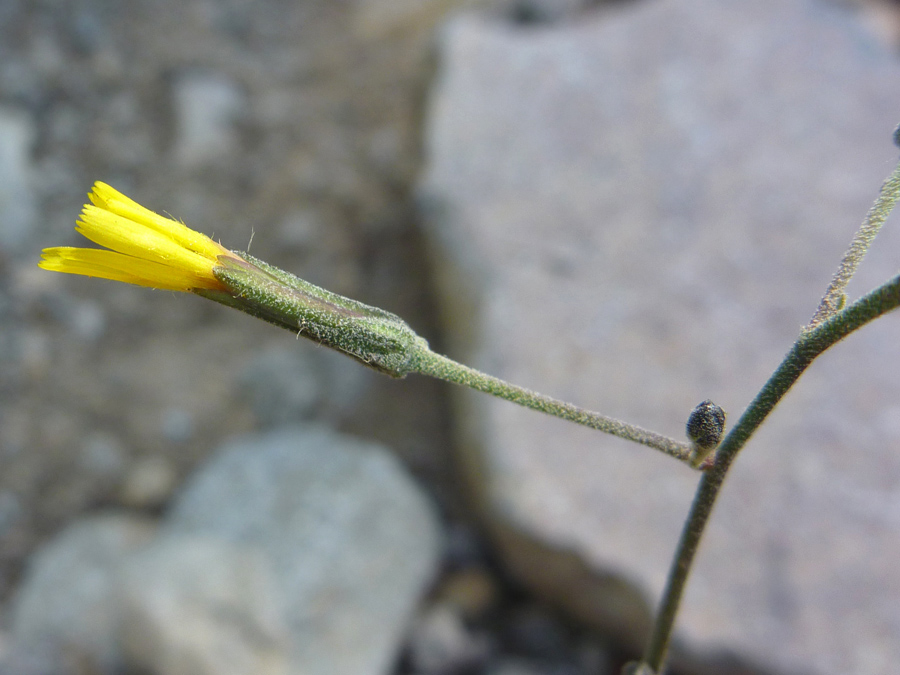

left=419, top=2, right=900, bottom=674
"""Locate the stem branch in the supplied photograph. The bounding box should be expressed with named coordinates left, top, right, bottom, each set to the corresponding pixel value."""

left=809, top=160, right=900, bottom=328
left=641, top=273, right=900, bottom=672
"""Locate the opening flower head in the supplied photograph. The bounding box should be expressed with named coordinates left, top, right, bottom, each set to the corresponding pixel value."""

left=39, top=182, right=429, bottom=376
left=39, top=181, right=234, bottom=292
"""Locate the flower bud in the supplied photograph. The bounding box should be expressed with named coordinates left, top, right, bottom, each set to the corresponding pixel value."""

left=199, top=252, right=429, bottom=378
left=686, top=399, right=726, bottom=452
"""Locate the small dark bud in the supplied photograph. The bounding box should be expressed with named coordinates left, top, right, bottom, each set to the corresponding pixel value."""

left=894, top=123, right=900, bottom=149
left=686, top=399, right=726, bottom=450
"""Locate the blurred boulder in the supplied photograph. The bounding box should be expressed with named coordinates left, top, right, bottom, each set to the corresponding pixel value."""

left=119, top=535, right=288, bottom=675
left=165, top=424, right=443, bottom=675
left=419, top=1, right=900, bottom=674
left=118, top=454, right=179, bottom=509
left=8, top=513, right=158, bottom=672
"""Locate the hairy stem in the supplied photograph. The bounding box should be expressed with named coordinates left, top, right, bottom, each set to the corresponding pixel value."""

left=809, top=160, right=900, bottom=328
left=410, top=349, right=696, bottom=464
left=641, top=273, right=900, bottom=673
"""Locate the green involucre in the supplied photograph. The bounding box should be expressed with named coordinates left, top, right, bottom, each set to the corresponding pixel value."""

left=198, top=252, right=429, bottom=377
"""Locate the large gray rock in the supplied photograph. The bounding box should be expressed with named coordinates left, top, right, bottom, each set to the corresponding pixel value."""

left=119, top=535, right=289, bottom=675
left=164, top=425, right=443, bottom=675
left=7, top=514, right=158, bottom=672
left=419, top=2, right=900, bottom=674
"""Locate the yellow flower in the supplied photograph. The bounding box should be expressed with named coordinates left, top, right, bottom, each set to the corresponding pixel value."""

left=39, top=181, right=430, bottom=376
left=39, top=182, right=235, bottom=292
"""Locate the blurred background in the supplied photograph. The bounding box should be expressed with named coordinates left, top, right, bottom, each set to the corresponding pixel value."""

left=2, top=1, right=900, bottom=674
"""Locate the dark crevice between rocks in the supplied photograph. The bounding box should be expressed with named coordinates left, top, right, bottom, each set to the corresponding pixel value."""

left=505, top=0, right=638, bottom=27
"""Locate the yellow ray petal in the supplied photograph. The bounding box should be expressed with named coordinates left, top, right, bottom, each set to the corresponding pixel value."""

left=40, top=182, right=240, bottom=292
left=75, top=206, right=219, bottom=282
left=39, top=247, right=225, bottom=291
left=88, top=182, right=228, bottom=260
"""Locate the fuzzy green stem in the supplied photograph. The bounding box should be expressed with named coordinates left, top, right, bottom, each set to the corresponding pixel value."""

left=641, top=273, right=900, bottom=673
left=410, top=348, right=695, bottom=464
left=201, top=251, right=695, bottom=465
left=809, top=160, right=900, bottom=328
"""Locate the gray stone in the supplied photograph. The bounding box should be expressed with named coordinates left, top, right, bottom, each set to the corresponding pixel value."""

left=7, top=514, right=158, bottom=672
left=0, top=106, right=36, bottom=254
left=119, top=536, right=289, bottom=675
left=166, top=424, right=443, bottom=675
left=119, top=455, right=179, bottom=509
left=419, top=3, right=900, bottom=675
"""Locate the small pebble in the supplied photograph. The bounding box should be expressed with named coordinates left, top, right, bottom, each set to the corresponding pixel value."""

left=119, top=456, right=177, bottom=509
left=437, top=567, right=499, bottom=620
